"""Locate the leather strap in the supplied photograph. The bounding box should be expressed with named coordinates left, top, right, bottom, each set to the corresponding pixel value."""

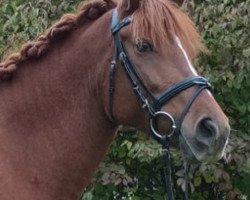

left=109, top=8, right=212, bottom=200
left=154, top=76, right=211, bottom=110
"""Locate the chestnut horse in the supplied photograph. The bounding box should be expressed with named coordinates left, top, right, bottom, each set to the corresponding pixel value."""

left=0, top=0, right=230, bottom=199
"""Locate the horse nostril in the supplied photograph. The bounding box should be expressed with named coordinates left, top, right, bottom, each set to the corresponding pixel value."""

left=196, top=118, right=218, bottom=146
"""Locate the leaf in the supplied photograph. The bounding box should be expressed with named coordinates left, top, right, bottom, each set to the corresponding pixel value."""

left=243, top=48, right=250, bottom=58
left=194, top=176, right=202, bottom=187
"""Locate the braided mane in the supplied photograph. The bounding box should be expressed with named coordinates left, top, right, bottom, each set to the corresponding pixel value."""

left=0, top=0, right=115, bottom=81
left=0, top=0, right=205, bottom=81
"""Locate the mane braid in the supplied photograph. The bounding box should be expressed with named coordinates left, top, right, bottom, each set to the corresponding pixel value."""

left=131, top=0, right=206, bottom=59
left=0, top=0, right=115, bottom=81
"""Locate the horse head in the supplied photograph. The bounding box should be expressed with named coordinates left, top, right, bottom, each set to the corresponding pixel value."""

left=109, top=0, right=230, bottom=163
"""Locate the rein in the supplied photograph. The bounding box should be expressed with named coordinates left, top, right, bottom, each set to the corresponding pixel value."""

left=109, top=9, right=212, bottom=200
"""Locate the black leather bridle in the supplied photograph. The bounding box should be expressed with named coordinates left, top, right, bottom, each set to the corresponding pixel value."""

left=109, top=9, right=212, bottom=200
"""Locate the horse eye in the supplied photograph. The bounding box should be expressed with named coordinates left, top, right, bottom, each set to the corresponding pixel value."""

left=136, top=39, right=153, bottom=53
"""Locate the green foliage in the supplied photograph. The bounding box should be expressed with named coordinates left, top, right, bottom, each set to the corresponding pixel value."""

left=193, top=0, right=250, bottom=135
left=0, top=0, right=81, bottom=59
left=0, top=0, right=249, bottom=200
left=82, top=132, right=250, bottom=200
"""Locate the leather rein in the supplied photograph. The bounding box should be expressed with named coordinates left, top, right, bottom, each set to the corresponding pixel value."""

left=109, top=9, right=212, bottom=200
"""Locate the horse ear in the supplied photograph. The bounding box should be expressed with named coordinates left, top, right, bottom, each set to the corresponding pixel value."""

left=172, top=0, right=185, bottom=7
left=119, top=0, right=141, bottom=15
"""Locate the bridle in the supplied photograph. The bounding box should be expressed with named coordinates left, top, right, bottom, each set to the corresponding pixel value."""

left=109, top=9, right=212, bottom=200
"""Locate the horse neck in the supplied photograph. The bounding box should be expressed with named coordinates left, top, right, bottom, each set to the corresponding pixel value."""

left=0, top=11, right=117, bottom=200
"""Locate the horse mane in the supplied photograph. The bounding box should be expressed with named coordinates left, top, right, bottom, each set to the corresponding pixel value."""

left=130, top=0, right=206, bottom=59
left=0, top=0, right=115, bottom=81
left=0, top=0, right=205, bottom=81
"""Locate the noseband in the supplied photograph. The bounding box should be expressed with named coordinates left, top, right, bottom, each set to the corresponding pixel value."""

left=109, top=9, right=211, bottom=200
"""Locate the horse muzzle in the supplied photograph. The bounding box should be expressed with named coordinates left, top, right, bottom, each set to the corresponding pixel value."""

left=180, top=117, right=230, bottom=162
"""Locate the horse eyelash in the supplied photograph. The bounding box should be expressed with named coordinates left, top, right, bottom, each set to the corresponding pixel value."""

left=135, top=39, right=154, bottom=53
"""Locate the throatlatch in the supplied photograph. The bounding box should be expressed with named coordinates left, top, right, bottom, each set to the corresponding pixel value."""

left=109, top=9, right=212, bottom=200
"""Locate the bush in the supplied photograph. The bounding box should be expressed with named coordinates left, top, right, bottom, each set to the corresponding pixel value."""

left=0, top=0, right=81, bottom=59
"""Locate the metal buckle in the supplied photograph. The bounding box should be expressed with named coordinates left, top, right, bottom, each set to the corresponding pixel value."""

left=150, top=111, right=176, bottom=140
